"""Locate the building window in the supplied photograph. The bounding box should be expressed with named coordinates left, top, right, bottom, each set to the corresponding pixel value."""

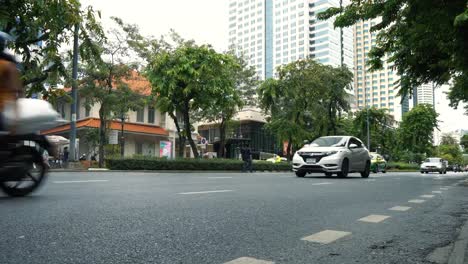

left=137, top=108, right=144, bottom=122
left=148, top=107, right=155, bottom=124
left=135, top=142, right=143, bottom=155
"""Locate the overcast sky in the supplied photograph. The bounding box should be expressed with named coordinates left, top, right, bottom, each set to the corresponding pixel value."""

left=80, top=0, right=468, bottom=134
left=80, top=0, right=229, bottom=51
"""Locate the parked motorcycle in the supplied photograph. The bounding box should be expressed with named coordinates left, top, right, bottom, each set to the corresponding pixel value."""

left=0, top=99, right=63, bottom=197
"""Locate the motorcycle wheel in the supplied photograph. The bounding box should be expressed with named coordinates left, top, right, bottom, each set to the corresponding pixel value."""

left=0, top=147, right=47, bottom=197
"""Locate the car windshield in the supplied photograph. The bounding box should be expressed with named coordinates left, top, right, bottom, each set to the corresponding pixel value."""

left=426, top=158, right=441, bottom=163
left=310, top=137, right=347, bottom=147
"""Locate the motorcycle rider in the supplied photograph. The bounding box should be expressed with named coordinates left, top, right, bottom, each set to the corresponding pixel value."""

left=0, top=32, right=23, bottom=133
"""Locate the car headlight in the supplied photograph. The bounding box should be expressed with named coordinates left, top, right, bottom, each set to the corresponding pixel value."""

left=325, top=151, right=338, bottom=156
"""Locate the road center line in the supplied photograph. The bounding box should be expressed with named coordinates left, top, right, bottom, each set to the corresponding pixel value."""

left=178, top=190, right=233, bottom=195
left=358, top=214, right=390, bottom=223
left=311, top=182, right=333, bottom=186
left=302, top=230, right=351, bottom=244
left=224, top=257, right=274, bottom=264
left=409, top=199, right=426, bottom=203
left=53, top=180, right=109, bottom=184
left=389, top=206, right=411, bottom=211
left=420, top=195, right=435, bottom=198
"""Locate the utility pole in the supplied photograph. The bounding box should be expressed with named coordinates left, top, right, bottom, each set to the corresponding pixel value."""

left=69, top=24, right=79, bottom=161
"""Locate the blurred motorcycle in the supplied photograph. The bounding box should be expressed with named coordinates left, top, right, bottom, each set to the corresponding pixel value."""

left=0, top=99, right=63, bottom=197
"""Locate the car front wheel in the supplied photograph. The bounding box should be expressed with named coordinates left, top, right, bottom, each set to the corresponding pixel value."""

left=337, top=159, right=349, bottom=178
left=361, top=161, right=370, bottom=178
left=295, top=171, right=306, bottom=177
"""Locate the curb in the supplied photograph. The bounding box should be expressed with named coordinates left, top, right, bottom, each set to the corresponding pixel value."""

left=448, top=217, right=468, bottom=264
left=49, top=170, right=291, bottom=174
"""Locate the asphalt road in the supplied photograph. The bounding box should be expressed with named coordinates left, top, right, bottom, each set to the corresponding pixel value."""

left=1, top=171, right=468, bottom=264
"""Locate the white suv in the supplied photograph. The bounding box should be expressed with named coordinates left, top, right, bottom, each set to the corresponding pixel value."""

left=292, top=136, right=371, bottom=178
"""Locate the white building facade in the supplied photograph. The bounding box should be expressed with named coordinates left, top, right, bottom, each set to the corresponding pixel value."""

left=353, top=19, right=409, bottom=122
left=413, top=83, right=435, bottom=106
left=228, top=0, right=354, bottom=80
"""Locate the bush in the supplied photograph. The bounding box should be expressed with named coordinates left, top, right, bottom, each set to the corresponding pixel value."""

left=386, top=162, right=420, bottom=171
left=106, top=158, right=292, bottom=171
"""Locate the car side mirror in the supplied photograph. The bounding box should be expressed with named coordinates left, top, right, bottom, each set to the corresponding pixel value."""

left=349, top=143, right=358, bottom=149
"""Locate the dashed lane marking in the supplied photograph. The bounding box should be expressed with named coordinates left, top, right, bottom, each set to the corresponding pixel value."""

left=420, top=195, right=435, bottom=198
left=203, top=177, right=233, bottom=179
left=224, top=257, right=274, bottom=264
left=408, top=199, right=426, bottom=204
left=53, top=180, right=109, bottom=184
left=365, top=179, right=376, bottom=182
left=311, top=182, right=333, bottom=186
left=389, top=206, right=411, bottom=211
left=178, top=190, right=234, bottom=195
left=440, top=188, right=449, bottom=190
left=301, top=230, right=351, bottom=244
left=432, top=191, right=442, bottom=194
left=358, top=214, right=390, bottom=223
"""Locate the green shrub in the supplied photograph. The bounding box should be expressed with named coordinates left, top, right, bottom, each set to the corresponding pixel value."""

left=386, top=162, right=420, bottom=171
left=106, top=158, right=291, bottom=171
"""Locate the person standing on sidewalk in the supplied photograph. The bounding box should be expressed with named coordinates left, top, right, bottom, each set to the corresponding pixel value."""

left=241, top=146, right=253, bottom=173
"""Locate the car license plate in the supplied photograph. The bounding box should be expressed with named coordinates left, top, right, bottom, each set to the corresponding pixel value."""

left=306, top=158, right=316, bottom=164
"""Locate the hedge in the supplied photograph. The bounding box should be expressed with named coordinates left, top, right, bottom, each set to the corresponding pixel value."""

left=106, top=158, right=292, bottom=171
left=386, top=162, right=420, bottom=171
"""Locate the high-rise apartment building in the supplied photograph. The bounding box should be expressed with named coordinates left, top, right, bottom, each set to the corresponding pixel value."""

left=353, top=19, right=409, bottom=122
left=413, top=83, right=435, bottom=106
left=228, top=0, right=354, bottom=80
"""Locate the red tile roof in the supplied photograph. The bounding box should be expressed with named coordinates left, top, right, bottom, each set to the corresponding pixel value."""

left=41, top=118, right=168, bottom=136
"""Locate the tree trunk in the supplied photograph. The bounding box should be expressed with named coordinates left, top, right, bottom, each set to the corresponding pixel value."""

left=98, top=107, right=106, bottom=168
left=183, top=108, right=199, bottom=158
left=169, top=112, right=185, bottom=158
left=219, top=118, right=226, bottom=158
left=120, top=115, right=125, bottom=158
left=286, top=135, right=293, bottom=161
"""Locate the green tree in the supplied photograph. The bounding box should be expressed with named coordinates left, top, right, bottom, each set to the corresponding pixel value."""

left=112, top=85, right=145, bottom=157
left=79, top=19, right=135, bottom=167
left=440, top=134, right=458, bottom=146
left=398, top=104, right=439, bottom=156
left=352, top=107, right=396, bottom=155
left=460, top=134, right=468, bottom=152
left=258, top=59, right=325, bottom=160
left=318, top=0, right=468, bottom=113
left=145, top=42, right=239, bottom=158
left=0, top=0, right=104, bottom=96
left=438, top=145, right=463, bottom=165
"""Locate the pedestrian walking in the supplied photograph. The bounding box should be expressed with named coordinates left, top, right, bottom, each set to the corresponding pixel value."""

left=63, top=147, right=69, bottom=168
left=241, top=146, right=253, bottom=173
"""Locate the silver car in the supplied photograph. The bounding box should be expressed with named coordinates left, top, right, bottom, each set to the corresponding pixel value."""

left=292, top=136, right=371, bottom=178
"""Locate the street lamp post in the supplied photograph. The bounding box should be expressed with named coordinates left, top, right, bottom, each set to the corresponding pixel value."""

left=69, top=24, right=79, bottom=161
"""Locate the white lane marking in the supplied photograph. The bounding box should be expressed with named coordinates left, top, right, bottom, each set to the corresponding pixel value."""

left=301, top=230, right=351, bottom=244
left=53, top=180, right=109, bottom=184
left=311, top=182, right=333, bottom=186
left=178, top=190, right=233, bottom=195
left=365, top=179, right=376, bottom=182
left=440, top=188, right=449, bottom=190
left=389, top=206, right=411, bottom=212
left=203, top=177, right=233, bottom=179
left=358, top=214, right=391, bottom=223
left=409, top=199, right=426, bottom=204
left=432, top=191, right=442, bottom=194
left=420, top=195, right=435, bottom=198
left=224, top=257, right=274, bottom=264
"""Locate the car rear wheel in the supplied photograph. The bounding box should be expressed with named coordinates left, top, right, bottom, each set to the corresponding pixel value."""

left=325, top=172, right=333, bottom=177
left=337, top=159, right=349, bottom=178
left=295, top=171, right=306, bottom=177
left=361, top=161, right=370, bottom=178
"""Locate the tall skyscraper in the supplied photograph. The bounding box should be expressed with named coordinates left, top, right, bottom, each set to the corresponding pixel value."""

left=228, top=0, right=354, bottom=80
left=353, top=19, right=409, bottom=121
left=413, top=83, right=435, bottom=106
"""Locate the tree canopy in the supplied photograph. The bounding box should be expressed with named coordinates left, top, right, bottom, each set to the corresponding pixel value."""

left=0, top=0, right=104, bottom=97
left=318, top=0, right=468, bottom=113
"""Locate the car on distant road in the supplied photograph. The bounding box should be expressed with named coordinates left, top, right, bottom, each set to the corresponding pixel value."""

left=420, top=158, right=447, bottom=174
left=292, top=136, right=371, bottom=178
left=370, top=152, right=387, bottom=173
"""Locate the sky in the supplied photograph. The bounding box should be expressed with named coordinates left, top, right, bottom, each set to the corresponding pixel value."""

left=80, top=0, right=229, bottom=52
left=80, top=0, right=468, bottom=135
